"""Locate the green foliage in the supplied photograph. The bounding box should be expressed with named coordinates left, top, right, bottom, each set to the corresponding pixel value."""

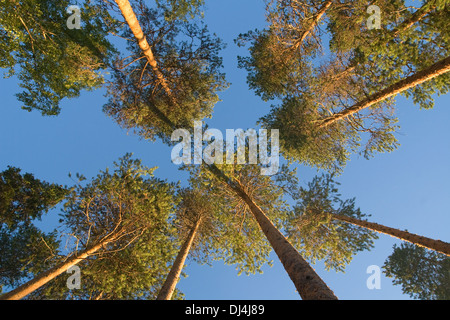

left=0, top=224, right=60, bottom=295
left=155, top=0, right=205, bottom=21
left=27, top=154, right=180, bottom=299
left=285, top=174, right=378, bottom=272
left=238, top=0, right=448, bottom=172
left=0, top=166, right=64, bottom=294
left=327, top=0, right=450, bottom=108
left=172, top=187, right=220, bottom=266
left=0, top=166, right=68, bottom=228
left=259, top=96, right=355, bottom=173
left=383, top=242, right=450, bottom=300
left=0, top=0, right=117, bottom=115
left=236, top=29, right=312, bottom=101
left=104, top=4, right=228, bottom=141
left=182, top=151, right=294, bottom=275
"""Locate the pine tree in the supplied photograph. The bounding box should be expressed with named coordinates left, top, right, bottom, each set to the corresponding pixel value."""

left=156, top=188, right=211, bottom=300
left=104, top=0, right=228, bottom=141
left=383, top=242, right=450, bottom=300
left=286, top=174, right=378, bottom=272
left=0, top=154, right=179, bottom=300
left=0, top=166, right=68, bottom=227
left=239, top=0, right=450, bottom=172
left=287, top=174, right=450, bottom=261
left=108, top=0, right=338, bottom=299
left=0, top=167, right=67, bottom=294
left=0, top=0, right=118, bottom=115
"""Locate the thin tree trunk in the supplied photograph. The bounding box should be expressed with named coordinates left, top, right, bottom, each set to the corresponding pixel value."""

left=0, top=237, right=113, bottom=300
left=331, top=214, right=450, bottom=256
left=291, top=0, right=333, bottom=51
left=233, top=184, right=338, bottom=300
left=317, top=55, right=450, bottom=128
left=392, top=1, right=436, bottom=37
left=114, top=0, right=177, bottom=107
left=156, top=218, right=202, bottom=300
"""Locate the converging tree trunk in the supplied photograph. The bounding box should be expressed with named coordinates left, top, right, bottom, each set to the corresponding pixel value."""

left=0, top=236, right=114, bottom=300
left=331, top=214, right=450, bottom=256
left=156, top=218, right=202, bottom=300
left=234, top=184, right=338, bottom=300
left=117, top=1, right=338, bottom=300
left=317, top=55, right=450, bottom=128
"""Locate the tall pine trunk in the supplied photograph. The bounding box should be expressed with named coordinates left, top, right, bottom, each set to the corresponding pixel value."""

left=116, top=1, right=338, bottom=300
left=234, top=184, right=338, bottom=300
left=114, top=0, right=177, bottom=107
left=317, top=55, right=450, bottom=128
left=0, top=236, right=113, bottom=300
left=331, top=214, right=450, bottom=256
left=156, top=218, right=201, bottom=300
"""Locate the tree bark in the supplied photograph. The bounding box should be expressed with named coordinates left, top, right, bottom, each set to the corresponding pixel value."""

left=114, top=0, right=177, bottom=107
left=156, top=218, right=201, bottom=300
left=115, top=2, right=338, bottom=300
left=233, top=184, right=338, bottom=300
left=331, top=214, right=450, bottom=256
left=317, top=55, right=450, bottom=128
left=0, top=236, right=113, bottom=300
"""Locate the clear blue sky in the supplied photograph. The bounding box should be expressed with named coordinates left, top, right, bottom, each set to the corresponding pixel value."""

left=1, top=0, right=449, bottom=300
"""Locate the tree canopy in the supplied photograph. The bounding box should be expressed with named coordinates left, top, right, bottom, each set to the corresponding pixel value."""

left=1, top=0, right=449, bottom=301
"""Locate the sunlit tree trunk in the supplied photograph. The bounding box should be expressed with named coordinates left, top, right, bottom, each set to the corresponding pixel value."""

left=234, top=184, right=338, bottom=300
left=317, top=55, right=450, bottom=128
left=392, top=1, right=436, bottom=36
left=116, top=2, right=338, bottom=300
left=331, top=214, right=450, bottom=256
left=114, top=0, right=177, bottom=106
left=156, top=218, right=202, bottom=300
left=0, top=236, right=113, bottom=300
left=291, top=0, right=333, bottom=51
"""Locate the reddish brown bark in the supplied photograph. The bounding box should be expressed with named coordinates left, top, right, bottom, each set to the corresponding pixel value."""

left=317, top=56, right=450, bottom=128
left=0, top=237, right=113, bottom=300
left=114, top=0, right=178, bottom=107
left=332, top=214, right=450, bottom=256
left=156, top=218, right=202, bottom=300
left=234, top=185, right=338, bottom=300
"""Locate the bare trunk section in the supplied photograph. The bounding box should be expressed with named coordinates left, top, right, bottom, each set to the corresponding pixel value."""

left=292, top=0, right=333, bottom=51
left=114, top=0, right=177, bottom=107
left=233, top=185, right=338, bottom=300
left=156, top=218, right=201, bottom=300
left=317, top=55, right=450, bottom=128
left=331, top=214, right=450, bottom=256
left=0, top=237, right=113, bottom=300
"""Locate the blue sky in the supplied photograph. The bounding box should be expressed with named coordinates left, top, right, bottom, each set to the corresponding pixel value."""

left=1, top=0, right=449, bottom=300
